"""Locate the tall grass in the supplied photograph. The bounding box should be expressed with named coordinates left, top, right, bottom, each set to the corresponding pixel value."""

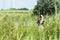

left=0, top=11, right=60, bottom=40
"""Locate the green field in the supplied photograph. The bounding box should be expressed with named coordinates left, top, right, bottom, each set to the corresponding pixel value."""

left=0, top=10, right=60, bottom=40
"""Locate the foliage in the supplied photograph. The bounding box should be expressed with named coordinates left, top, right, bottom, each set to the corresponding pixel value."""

left=10, top=8, right=17, bottom=10
left=33, top=0, right=60, bottom=16
left=0, top=10, right=60, bottom=40
left=9, top=8, right=29, bottom=10
left=18, top=8, right=29, bottom=10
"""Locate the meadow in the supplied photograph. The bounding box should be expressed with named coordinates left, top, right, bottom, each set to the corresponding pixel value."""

left=0, top=10, right=60, bottom=40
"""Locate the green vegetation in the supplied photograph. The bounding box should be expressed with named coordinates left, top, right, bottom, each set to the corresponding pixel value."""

left=33, top=0, right=60, bottom=15
left=0, top=10, right=60, bottom=40
left=9, top=8, right=29, bottom=10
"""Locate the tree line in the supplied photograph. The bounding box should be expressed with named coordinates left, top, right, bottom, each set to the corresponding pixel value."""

left=1, top=8, right=29, bottom=10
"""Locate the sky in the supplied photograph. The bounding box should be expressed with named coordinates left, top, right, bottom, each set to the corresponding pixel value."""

left=0, top=0, right=37, bottom=9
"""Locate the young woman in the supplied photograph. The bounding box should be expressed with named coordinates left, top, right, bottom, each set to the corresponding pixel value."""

left=37, top=15, right=44, bottom=26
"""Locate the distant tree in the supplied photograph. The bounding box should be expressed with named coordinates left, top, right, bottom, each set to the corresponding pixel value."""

left=9, top=8, right=29, bottom=10
left=10, top=8, right=16, bottom=10
left=33, top=0, right=60, bottom=16
left=1, top=9, right=4, bottom=10
left=18, top=8, right=29, bottom=10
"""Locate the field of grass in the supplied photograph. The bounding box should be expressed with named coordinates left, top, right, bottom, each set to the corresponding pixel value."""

left=0, top=10, right=60, bottom=40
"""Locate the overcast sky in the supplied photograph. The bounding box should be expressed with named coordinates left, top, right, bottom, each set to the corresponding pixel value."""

left=0, top=0, right=37, bottom=9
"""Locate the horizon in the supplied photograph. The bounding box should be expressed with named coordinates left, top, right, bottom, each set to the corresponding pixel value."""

left=0, top=0, right=37, bottom=10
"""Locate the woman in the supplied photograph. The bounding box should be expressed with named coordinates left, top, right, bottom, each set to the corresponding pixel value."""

left=37, top=15, right=44, bottom=30
left=37, top=15, right=44, bottom=26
